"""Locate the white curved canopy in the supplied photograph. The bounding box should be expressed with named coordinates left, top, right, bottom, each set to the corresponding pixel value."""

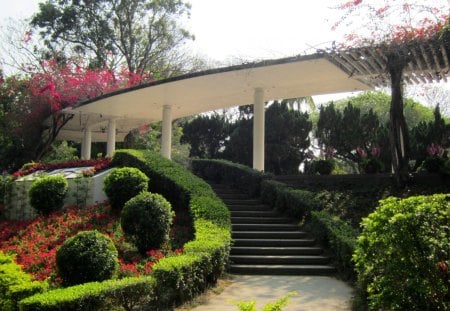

left=59, top=53, right=371, bottom=142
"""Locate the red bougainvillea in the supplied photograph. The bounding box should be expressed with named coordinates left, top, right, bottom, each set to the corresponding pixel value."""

left=333, top=0, right=449, bottom=47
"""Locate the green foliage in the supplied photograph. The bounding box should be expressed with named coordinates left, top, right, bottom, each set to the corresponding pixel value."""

left=181, top=113, right=230, bottom=158
left=309, top=210, right=358, bottom=280
left=28, top=175, right=68, bottom=215
left=103, top=167, right=149, bottom=211
left=190, top=195, right=231, bottom=227
left=274, top=188, right=321, bottom=220
left=0, top=175, right=13, bottom=207
left=354, top=194, right=450, bottom=310
left=152, top=255, right=202, bottom=307
left=19, top=276, right=155, bottom=311
left=316, top=101, right=389, bottom=170
left=191, top=158, right=268, bottom=197
left=411, top=106, right=450, bottom=169
left=421, top=156, right=446, bottom=173
left=0, top=251, right=47, bottom=311
left=223, top=100, right=313, bottom=174
left=232, top=291, right=298, bottom=311
left=121, top=192, right=174, bottom=254
left=312, top=159, right=334, bottom=175
left=56, top=230, right=119, bottom=286
left=41, top=141, right=79, bottom=164
left=31, top=0, right=193, bottom=76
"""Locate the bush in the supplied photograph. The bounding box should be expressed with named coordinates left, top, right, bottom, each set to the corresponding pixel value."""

left=28, top=175, right=68, bottom=214
left=56, top=230, right=118, bottom=286
left=191, top=159, right=269, bottom=197
left=421, top=156, right=445, bottom=173
left=308, top=210, right=358, bottom=280
left=0, top=251, right=47, bottom=311
left=103, top=167, right=149, bottom=211
left=354, top=194, right=449, bottom=310
left=19, top=276, right=155, bottom=311
left=121, top=192, right=174, bottom=254
left=274, top=187, right=321, bottom=220
left=313, top=159, right=334, bottom=175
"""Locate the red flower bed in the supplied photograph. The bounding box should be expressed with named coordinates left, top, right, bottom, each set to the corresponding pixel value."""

left=12, top=158, right=112, bottom=179
left=0, top=203, right=183, bottom=286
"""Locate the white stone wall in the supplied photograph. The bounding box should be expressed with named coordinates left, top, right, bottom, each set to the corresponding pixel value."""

left=4, top=169, right=112, bottom=220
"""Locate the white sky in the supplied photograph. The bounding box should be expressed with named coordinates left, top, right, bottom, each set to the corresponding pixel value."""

left=0, top=0, right=343, bottom=62
left=0, top=0, right=449, bottom=105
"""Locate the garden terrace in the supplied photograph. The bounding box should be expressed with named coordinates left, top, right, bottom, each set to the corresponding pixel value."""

left=16, top=150, right=231, bottom=310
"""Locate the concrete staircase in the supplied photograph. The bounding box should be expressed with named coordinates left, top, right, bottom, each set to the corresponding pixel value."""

left=212, top=184, right=335, bottom=275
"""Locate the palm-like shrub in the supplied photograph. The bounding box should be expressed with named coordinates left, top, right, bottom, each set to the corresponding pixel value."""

left=29, top=175, right=68, bottom=214
left=121, top=192, right=174, bottom=254
left=103, top=167, right=149, bottom=211
left=56, top=230, right=118, bottom=286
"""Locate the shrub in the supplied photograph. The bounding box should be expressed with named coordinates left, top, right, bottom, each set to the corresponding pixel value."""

left=121, top=192, right=174, bottom=254
left=28, top=175, right=68, bottom=215
left=309, top=210, right=358, bottom=280
left=353, top=194, right=449, bottom=310
left=313, top=159, right=334, bottom=175
left=191, top=159, right=269, bottom=197
left=56, top=230, right=118, bottom=286
left=421, top=156, right=445, bottom=173
left=274, top=187, right=321, bottom=220
left=19, top=276, right=155, bottom=311
left=103, top=167, right=149, bottom=211
left=260, top=179, right=288, bottom=207
left=0, top=251, right=47, bottom=311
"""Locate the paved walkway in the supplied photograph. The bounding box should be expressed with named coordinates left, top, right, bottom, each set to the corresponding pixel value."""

left=181, top=275, right=354, bottom=311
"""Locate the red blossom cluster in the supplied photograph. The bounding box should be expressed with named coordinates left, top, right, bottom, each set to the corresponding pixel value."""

left=11, top=158, right=111, bottom=179
left=0, top=203, right=185, bottom=285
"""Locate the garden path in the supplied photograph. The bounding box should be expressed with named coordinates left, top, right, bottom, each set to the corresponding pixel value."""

left=179, top=274, right=353, bottom=310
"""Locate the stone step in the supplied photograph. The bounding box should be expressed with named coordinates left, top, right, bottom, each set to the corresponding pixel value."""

left=223, top=199, right=262, bottom=205
left=227, top=204, right=272, bottom=211
left=232, top=223, right=300, bottom=231
left=230, top=210, right=279, bottom=217
left=229, top=255, right=331, bottom=265
left=231, top=246, right=324, bottom=256
left=216, top=193, right=250, bottom=200
left=233, top=238, right=316, bottom=247
left=231, top=217, right=293, bottom=224
left=232, top=231, right=308, bottom=239
left=229, top=264, right=336, bottom=275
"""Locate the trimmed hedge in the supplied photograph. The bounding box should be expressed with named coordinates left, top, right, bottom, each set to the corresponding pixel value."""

left=0, top=251, right=47, bottom=311
left=260, top=179, right=321, bottom=220
left=308, top=210, right=358, bottom=280
left=19, top=277, right=155, bottom=311
left=191, top=159, right=268, bottom=197
left=29, top=175, right=68, bottom=215
left=20, top=150, right=231, bottom=310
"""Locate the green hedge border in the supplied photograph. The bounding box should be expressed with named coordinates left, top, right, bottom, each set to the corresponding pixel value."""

left=192, top=159, right=358, bottom=280
left=19, top=150, right=231, bottom=310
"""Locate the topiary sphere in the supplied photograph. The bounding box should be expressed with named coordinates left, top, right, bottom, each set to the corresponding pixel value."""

left=121, top=192, right=174, bottom=254
left=29, top=175, right=68, bottom=215
left=56, top=230, right=118, bottom=286
left=103, top=167, right=149, bottom=211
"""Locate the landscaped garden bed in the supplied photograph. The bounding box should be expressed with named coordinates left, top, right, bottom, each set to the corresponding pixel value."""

left=0, top=150, right=231, bottom=310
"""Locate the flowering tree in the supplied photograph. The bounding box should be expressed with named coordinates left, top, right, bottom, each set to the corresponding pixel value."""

left=334, top=0, right=450, bottom=183
left=0, top=60, right=152, bottom=171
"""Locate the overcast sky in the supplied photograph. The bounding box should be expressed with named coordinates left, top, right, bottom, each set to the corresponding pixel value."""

left=0, top=0, right=344, bottom=62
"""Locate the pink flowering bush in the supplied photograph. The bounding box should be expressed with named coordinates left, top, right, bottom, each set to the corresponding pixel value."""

left=421, top=143, right=447, bottom=173
left=356, top=146, right=383, bottom=174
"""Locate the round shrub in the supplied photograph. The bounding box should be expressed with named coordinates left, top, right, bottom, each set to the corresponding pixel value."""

left=29, top=175, right=68, bottom=214
left=353, top=194, right=449, bottom=310
left=56, top=230, right=118, bottom=286
left=121, top=192, right=174, bottom=254
left=103, top=167, right=149, bottom=211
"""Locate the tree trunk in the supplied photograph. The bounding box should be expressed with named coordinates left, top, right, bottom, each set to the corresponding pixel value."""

left=387, top=52, right=410, bottom=186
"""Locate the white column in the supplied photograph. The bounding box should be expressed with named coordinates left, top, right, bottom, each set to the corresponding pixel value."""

left=161, top=105, right=172, bottom=159
left=253, top=88, right=265, bottom=171
left=106, top=119, right=116, bottom=158
left=81, top=126, right=92, bottom=160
